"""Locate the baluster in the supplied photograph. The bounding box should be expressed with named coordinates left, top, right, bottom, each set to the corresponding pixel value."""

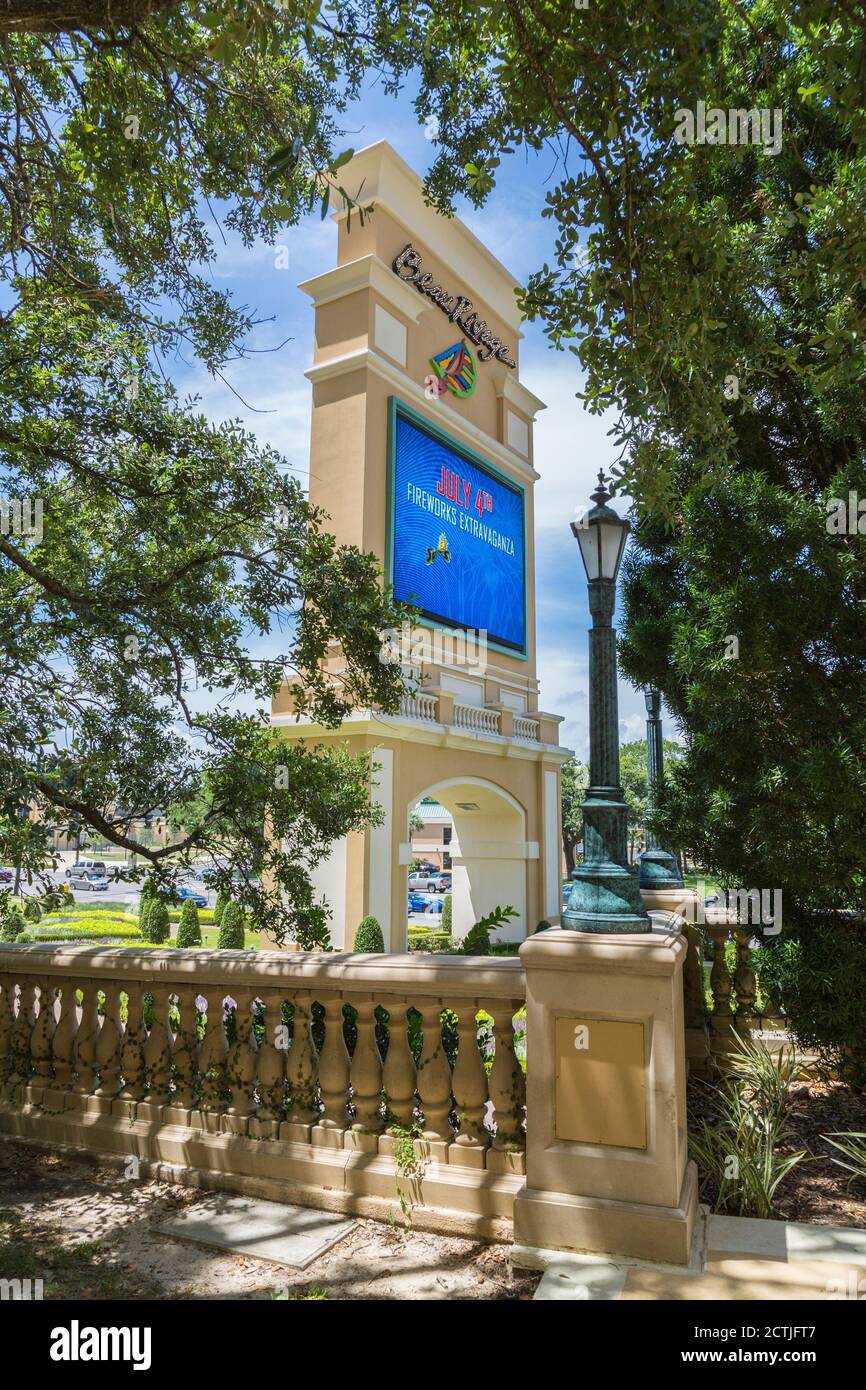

left=225, top=987, right=258, bottom=1132
left=253, top=993, right=285, bottom=1135
left=30, top=978, right=57, bottom=1082
left=284, top=995, right=319, bottom=1130
left=73, top=984, right=100, bottom=1096
left=416, top=1002, right=454, bottom=1144
left=487, top=1002, right=525, bottom=1152
left=451, top=1004, right=489, bottom=1155
left=50, top=984, right=79, bottom=1097
left=708, top=924, right=734, bottom=1044
left=733, top=928, right=757, bottom=1035
left=117, top=984, right=147, bottom=1104
left=141, top=983, right=173, bottom=1116
left=350, top=999, right=384, bottom=1140
left=169, top=985, right=199, bottom=1114
left=314, top=997, right=349, bottom=1139
left=10, top=978, right=34, bottom=1086
left=0, top=975, right=15, bottom=1085
left=382, top=1003, right=417, bottom=1130
left=197, top=990, right=228, bottom=1129
left=93, top=984, right=122, bottom=1101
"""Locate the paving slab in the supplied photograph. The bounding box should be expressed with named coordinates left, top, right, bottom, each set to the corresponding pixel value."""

left=155, top=1194, right=356, bottom=1270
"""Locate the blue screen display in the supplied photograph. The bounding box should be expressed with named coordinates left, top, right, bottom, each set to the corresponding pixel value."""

left=390, top=407, right=526, bottom=653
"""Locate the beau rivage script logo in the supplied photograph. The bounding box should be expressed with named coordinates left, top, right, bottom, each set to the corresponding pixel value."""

left=392, top=244, right=516, bottom=368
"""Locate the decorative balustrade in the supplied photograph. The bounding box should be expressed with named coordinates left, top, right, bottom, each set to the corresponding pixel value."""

left=697, top=917, right=788, bottom=1064
left=0, top=945, right=526, bottom=1236
left=453, top=703, right=501, bottom=735
left=398, top=692, right=438, bottom=723
left=513, top=716, right=539, bottom=743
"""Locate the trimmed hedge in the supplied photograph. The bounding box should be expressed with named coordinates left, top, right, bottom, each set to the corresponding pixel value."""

left=147, top=900, right=170, bottom=945
left=353, top=916, right=384, bottom=952
left=176, top=899, right=202, bottom=948
left=218, top=900, right=245, bottom=949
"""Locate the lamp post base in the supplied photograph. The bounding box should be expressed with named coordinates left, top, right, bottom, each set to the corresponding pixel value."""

left=562, top=860, right=653, bottom=934
left=638, top=849, right=684, bottom=891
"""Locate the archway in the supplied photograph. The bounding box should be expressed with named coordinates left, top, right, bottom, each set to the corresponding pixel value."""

left=405, top=777, right=528, bottom=945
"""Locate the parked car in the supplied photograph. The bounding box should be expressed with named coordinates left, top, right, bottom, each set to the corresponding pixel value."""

left=65, top=859, right=107, bottom=879
left=0, top=867, right=12, bottom=883
left=174, top=885, right=208, bottom=908
left=426, top=896, right=445, bottom=914
left=68, top=872, right=109, bottom=892
left=407, top=891, right=428, bottom=913
left=408, top=871, right=452, bottom=893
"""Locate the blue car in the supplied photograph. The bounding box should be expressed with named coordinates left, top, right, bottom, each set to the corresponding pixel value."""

left=407, top=891, right=428, bottom=913
left=426, top=896, right=445, bottom=915
left=175, top=885, right=208, bottom=908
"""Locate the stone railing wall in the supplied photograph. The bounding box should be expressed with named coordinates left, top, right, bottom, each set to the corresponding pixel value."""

left=0, top=945, right=526, bottom=1238
left=452, top=703, right=500, bottom=735
left=512, top=716, right=539, bottom=743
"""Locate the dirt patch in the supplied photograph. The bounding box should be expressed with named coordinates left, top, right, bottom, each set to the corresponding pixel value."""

left=0, top=1138, right=539, bottom=1301
left=688, top=1075, right=866, bottom=1227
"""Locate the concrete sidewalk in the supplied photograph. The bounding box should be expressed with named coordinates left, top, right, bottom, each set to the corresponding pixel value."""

left=518, top=1211, right=866, bottom=1301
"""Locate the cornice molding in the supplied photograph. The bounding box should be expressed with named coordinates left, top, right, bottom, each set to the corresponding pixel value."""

left=305, top=347, right=541, bottom=483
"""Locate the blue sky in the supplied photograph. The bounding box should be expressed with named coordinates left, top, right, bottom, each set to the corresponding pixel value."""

left=172, top=73, right=657, bottom=759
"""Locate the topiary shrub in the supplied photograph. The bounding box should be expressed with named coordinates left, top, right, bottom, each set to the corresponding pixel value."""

left=218, top=900, right=245, bottom=949
left=353, top=916, right=384, bottom=952
left=138, top=879, right=158, bottom=930
left=213, top=888, right=230, bottom=928
left=441, top=894, right=452, bottom=934
left=176, top=899, right=202, bottom=948
left=147, top=900, right=170, bottom=945
left=23, top=899, right=42, bottom=923
left=138, top=898, right=154, bottom=942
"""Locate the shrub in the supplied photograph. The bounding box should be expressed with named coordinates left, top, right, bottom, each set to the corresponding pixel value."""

left=1, top=911, right=25, bottom=943
left=757, top=913, right=866, bottom=1086
left=138, top=898, right=154, bottom=942
left=441, top=893, right=452, bottom=934
left=535, top=919, right=552, bottom=933
left=147, top=901, right=170, bottom=945
left=218, top=900, right=245, bottom=949
left=138, top=879, right=158, bottom=925
left=176, top=899, right=202, bottom=948
left=353, top=916, right=384, bottom=952
left=22, top=899, right=42, bottom=923
left=213, top=889, right=230, bottom=928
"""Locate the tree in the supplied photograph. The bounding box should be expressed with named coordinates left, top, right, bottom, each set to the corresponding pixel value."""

left=618, top=739, right=683, bottom=864
left=323, top=1, right=866, bottom=1073
left=218, top=900, right=245, bottom=949
left=560, top=756, right=588, bottom=875
left=0, top=6, right=406, bottom=945
left=176, top=898, right=202, bottom=948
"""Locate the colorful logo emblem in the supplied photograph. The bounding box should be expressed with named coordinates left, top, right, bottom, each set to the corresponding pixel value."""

left=425, top=532, right=452, bottom=566
left=428, top=339, right=477, bottom=399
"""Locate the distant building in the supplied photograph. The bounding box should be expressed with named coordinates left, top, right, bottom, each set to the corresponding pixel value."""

left=409, top=801, right=453, bottom=870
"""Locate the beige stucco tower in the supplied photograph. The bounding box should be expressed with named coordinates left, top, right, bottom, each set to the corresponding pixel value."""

left=271, top=142, right=570, bottom=950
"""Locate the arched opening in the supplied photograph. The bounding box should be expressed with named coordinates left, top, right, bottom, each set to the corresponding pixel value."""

left=405, top=777, right=528, bottom=946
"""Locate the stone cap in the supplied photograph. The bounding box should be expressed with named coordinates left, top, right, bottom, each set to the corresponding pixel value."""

left=519, top=925, right=687, bottom=977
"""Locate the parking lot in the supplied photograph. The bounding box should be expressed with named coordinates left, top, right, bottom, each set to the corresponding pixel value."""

left=3, top=853, right=217, bottom=909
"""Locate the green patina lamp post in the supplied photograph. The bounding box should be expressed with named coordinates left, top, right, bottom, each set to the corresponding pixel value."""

left=562, top=471, right=651, bottom=933
left=638, top=689, right=684, bottom=889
